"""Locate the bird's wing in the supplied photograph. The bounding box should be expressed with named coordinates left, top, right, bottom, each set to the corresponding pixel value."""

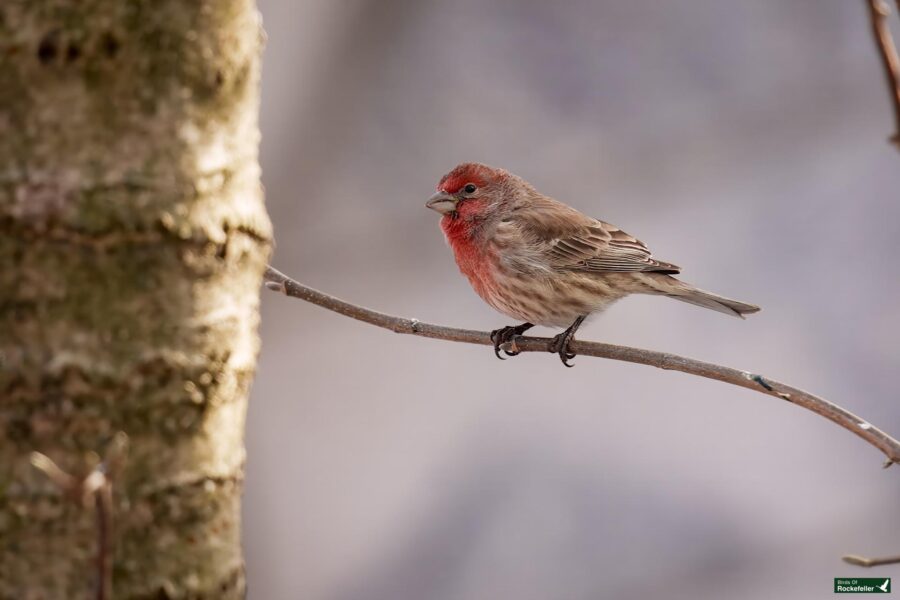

left=508, top=197, right=681, bottom=274
left=547, top=220, right=681, bottom=274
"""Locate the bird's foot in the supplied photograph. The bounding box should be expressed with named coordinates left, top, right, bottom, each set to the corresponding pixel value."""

left=549, top=330, right=578, bottom=367
left=549, top=316, right=587, bottom=367
left=489, top=323, right=534, bottom=360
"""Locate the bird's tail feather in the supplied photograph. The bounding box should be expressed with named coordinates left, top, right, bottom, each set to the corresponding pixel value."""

left=665, top=281, right=760, bottom=319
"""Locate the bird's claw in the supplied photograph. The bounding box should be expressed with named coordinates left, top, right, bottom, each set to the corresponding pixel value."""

left=503, top=337, right=522, bottom=356
left=548, top=315, right=586, bottom=367
left=492, top=341, right=506, bottom=360
left=489, top=329, right=506, bottom=360
left=549, top=331, right=578, bottom=367
left=490, top=323, right=533, bottom=361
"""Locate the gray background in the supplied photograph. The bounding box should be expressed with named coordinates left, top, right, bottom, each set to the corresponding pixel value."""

left=245, top=1, right=900, bottom=598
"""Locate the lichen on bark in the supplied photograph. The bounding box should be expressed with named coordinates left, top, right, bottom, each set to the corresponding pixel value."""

left=0, top=1, right=271, bottom=598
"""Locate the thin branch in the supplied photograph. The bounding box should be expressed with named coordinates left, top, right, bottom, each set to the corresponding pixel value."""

left=844, top=553, right=900, bottom=567
left=867, top=0, right=900, bottom=148
left=93, top=483, right=113, bottom=600
left=264, top=265, right=900, bottom=468
left=30, top=432, right=129, bottom=600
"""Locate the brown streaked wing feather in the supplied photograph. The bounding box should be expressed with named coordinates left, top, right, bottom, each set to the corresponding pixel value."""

left=510, top=197, right=680, bottom=274
left=576, top=221, right=680, bottom=274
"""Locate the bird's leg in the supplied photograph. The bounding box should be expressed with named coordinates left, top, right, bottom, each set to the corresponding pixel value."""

left=549, top=316, right=587, bottom=367
left=489, top=322, right=534, bottom=359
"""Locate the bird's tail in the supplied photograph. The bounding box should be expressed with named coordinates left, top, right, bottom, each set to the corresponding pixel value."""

left=660, top=277, right=760, bottom=319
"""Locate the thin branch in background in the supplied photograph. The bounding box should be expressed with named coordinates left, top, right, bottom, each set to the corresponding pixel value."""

left=31, top=432, right=129, bottom=600
left=843, top=553, right=900, bottom=567
left=867, top=0, right=900, bottom=148
left=263, top=266, right=900, bottom=469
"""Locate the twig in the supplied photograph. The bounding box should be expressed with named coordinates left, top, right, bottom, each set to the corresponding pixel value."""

left=93, top=482, right=113, bottom=600
left=30, top=432, right=129, bottom=600
left=867, top=0, right=900, bottom=148
left=264, top=265, right=900, bottom=468
left=843, top=553, right=900, bottom=567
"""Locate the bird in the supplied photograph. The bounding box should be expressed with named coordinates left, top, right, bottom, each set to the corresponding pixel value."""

left=425, top=162, right=760, bottom=366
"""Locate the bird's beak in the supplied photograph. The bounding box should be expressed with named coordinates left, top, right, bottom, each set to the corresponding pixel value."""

left=425, top=191, right=457, bottom=215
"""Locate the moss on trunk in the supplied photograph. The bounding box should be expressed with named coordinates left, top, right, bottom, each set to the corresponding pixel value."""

left=0, top=1, right=271, bottom=597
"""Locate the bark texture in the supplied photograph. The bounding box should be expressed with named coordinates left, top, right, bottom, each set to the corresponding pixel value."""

left=0, top=1, right=271, bottom=598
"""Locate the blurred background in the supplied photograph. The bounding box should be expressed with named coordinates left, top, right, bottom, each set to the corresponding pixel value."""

left=245, top=1, right=900, bottom=598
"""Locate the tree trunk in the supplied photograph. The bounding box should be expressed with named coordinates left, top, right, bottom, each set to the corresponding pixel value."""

left=0, top=1, right=271, bottom=598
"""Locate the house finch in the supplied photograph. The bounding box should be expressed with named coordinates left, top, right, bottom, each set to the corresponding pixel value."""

left=426, top=162, right=760, bottom=366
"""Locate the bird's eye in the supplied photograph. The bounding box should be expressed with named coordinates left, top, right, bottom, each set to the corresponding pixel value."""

left=463, top=183, right=477, bottom=194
